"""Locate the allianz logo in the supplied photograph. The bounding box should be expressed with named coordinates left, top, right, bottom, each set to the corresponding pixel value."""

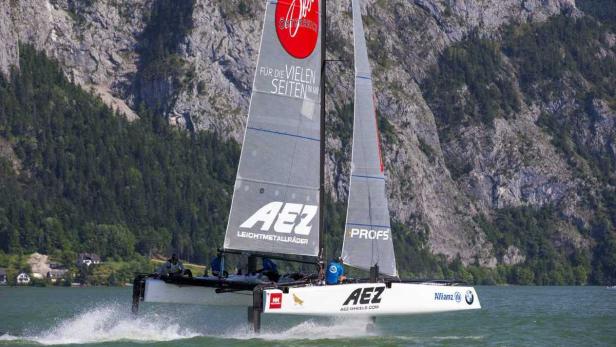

left=434, top=292, right=462, bottom=303
left=240, top=201, right=317, bottom=235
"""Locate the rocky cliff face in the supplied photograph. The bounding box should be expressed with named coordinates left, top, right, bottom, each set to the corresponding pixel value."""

left=1, top=0, right=613, bottom=268
left=1, top=0, right=150, bottom=118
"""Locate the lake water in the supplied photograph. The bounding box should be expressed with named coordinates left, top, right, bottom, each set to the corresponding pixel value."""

left=0, top=286, right=614, bottom=346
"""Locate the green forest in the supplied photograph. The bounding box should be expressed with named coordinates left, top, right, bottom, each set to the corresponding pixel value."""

left=0, top=45, right=238, bottom=268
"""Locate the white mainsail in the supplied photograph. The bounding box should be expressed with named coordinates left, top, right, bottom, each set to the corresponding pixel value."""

left=223, top=0, right=323, bottom=258
left=341, top=0, right=398, bottom=277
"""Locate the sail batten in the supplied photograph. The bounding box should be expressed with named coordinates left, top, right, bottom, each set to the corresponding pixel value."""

left=341, top=0, right=398, bottom=277
left=223, top=0, right=323, bottom=259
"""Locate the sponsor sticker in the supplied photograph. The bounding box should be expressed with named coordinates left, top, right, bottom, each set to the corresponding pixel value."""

left=465, top=290, right=474, bottom=305
left=269, top=292, right=283, bottom=309
left=275, top=0, right=319, bottom=59
left=292, top=293, right=304, bottom=306
left=455, top=291, right=462, bottom=303
left=434, top=292, right=455, bottom=301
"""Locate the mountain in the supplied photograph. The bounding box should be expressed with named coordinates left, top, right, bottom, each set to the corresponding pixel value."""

left=0, top=0, right=614, bottom=284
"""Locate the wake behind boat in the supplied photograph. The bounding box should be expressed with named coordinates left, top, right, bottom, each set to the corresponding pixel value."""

left=132, top=0, right=480, bottom=332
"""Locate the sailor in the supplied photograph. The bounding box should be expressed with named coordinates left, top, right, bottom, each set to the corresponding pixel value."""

left=261, top=257, right=280, bottom=282
left=326, top=257, right=346, bottom=285
left=236, top=253, right=249, bottom=275
left=262, top=258, right=278, bottom=273
left=210, top=255, right=221, bottom=277
left=158, top=254, right=186, bottom=277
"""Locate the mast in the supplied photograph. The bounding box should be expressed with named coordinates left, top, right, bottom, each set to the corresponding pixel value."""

left=319, top=0, right=327, bottom=267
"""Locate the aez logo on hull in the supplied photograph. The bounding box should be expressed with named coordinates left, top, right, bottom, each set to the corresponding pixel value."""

left=240, top=202, right=317, bottom=235
left=340, top=286, right=384, bottom=312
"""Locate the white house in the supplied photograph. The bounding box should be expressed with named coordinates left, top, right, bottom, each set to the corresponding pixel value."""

left=77, top=253, right=101, bottom=267
left=16, top=272, right=31, bottom=285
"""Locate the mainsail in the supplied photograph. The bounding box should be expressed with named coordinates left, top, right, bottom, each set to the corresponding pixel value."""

left=223, top=0, right=323, bottom=258
left=341, top=0, right=398, bottom=277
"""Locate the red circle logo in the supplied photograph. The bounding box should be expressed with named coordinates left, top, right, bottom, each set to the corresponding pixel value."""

left=275, top=0, right=320, bottom=59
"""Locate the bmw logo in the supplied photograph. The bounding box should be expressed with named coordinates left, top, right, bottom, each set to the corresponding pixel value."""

left=454, top=292, right=462, bottom=303
left=465, top=290, right=474, bottom=305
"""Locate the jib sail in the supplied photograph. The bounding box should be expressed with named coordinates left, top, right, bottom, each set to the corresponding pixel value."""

left=223, top=0, right=323, bottom=258
left=341, top=0, right=398, bottom=277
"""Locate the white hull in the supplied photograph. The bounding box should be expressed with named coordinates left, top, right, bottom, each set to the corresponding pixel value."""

left=143, top=278, right=253, bottom=306
left=142, top=278, right=480, bottom=316
left=263, top=282, right=480, bottom=316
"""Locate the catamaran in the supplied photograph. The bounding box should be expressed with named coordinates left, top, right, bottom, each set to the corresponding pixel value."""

left=132, top=0, right=481, bottom=332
